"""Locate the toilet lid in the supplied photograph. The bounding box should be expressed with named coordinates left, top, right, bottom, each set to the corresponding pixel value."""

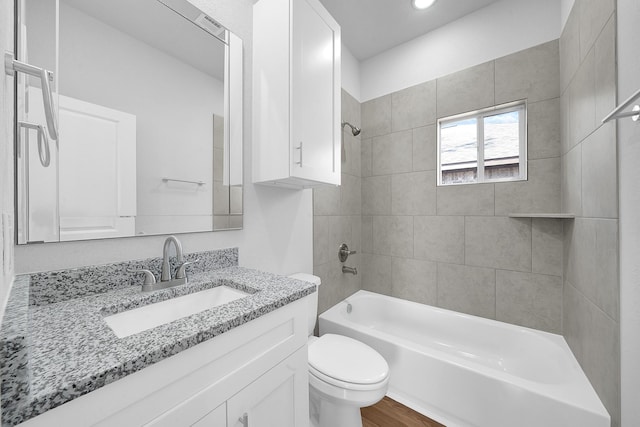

left=308, top=334, right=389, bottom=385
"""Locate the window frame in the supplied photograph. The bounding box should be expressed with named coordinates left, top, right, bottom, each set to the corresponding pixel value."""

left=436, top=100, right=528, bottom=186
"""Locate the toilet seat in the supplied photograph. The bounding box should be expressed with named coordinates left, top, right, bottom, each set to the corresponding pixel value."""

left=309, top=364, right=388, bottom=391
left=308, top=334, right=389, bottom=391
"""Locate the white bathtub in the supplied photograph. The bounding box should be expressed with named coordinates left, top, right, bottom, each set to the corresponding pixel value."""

left=319, top=290, right=610, bottom=427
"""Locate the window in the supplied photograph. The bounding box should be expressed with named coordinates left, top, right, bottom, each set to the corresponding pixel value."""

left=437, top=102, right=527, bottom=186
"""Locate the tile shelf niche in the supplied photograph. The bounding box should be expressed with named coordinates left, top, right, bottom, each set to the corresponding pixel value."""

left=508, top=213, right=576, bottom=219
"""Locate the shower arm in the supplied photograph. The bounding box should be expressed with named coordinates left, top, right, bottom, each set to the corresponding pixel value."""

left=341, top=121, right=361, bottom=136
left=341, top=121, right=361, bottom=163
left=5, top=53, right=59, bottom=141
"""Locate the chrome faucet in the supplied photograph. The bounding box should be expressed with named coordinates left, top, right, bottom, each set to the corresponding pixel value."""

left=161, top=235, right=184, bottom=282
left=129, top=235, right=197, bottom=292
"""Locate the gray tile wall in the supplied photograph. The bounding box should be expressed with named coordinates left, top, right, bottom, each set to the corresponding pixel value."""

left=312, top=90, right=362, bottom=315
left=560, top=1, right=620, bottom=425
left=311, top=4, right=619, bottom=425
left=360, top=40, right=564, bottom=334
left=313, top=9, right=618, bottom=424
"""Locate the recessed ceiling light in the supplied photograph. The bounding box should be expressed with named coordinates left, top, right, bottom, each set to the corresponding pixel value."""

left=412, top=0, right=436, bottom=10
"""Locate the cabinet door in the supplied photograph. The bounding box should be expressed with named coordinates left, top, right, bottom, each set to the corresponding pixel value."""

left=191, top=403, right=226, bottom=427
left=291, top=0, right=340, bottom=185
left=227, top=347, right=309, bottom=427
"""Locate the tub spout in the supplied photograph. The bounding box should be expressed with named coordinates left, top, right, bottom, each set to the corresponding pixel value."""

left=342, top=266, right=357, bottom=275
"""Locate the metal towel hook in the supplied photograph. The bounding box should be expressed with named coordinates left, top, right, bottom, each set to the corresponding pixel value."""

left=5, top=52, right=59, bottom=140
left=18, top=121, right=50, bottom=167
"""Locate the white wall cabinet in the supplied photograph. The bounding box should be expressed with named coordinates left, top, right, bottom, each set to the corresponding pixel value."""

left=20, top=297, right=310, bottom=427
left=252, top=0, right=341, bottom=189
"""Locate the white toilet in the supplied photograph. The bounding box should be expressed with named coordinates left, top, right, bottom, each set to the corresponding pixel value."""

left=289, top=273, right=389, bottom=427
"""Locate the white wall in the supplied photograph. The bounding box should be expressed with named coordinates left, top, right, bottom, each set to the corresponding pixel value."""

left=57, top=3, right=223, bottom=233
left=0, top=1, right=15, bottom=320
left=617, top=0, right=640, bottom=425
left=14, top=0, right=313, bottom=277
left=341, top=43, right=361, bottom=102
left=359, top=0, right=561, bottom=101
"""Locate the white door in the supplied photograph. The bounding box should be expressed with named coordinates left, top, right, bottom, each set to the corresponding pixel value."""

left=291, top=0, right=340, bottom=185
left=227, top=347, right=309, bottom=427
left=57, top=94, right=137, bottom=241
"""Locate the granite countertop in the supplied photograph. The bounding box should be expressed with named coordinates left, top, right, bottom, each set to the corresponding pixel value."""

left=0, top=250, right=315, bottom=426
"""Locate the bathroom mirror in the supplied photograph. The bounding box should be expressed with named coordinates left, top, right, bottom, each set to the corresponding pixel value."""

left=14, top=0, right=243, bottom=244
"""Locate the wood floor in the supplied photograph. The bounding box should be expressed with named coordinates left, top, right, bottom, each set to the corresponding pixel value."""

left=361, top=397, right=445, bottom=427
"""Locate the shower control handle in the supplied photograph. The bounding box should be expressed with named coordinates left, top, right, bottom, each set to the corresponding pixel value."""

left=338, top=243, right=356, bottom=262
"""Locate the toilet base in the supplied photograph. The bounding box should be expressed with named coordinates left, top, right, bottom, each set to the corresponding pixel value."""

left=310, top=385, right=364, bottom=427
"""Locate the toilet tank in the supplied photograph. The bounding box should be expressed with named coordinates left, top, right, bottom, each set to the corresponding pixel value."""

left=288, top=273, right=321, bottom=336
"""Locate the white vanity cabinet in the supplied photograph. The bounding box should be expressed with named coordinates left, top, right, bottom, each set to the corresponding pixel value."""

left=19, top=297, right=310, bottom=427
left=226, top=346, right=308, bottom=427
left=149, top=347, right=308, bottom=427
left=252, top=0, right=341, bottom=189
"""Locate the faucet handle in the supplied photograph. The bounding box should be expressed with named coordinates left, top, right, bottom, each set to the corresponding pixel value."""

left=175, top=259, right=199, bottom=280
left=338, top=243, right=356, bottom=262
left=127, top=268, right=157, bottom=286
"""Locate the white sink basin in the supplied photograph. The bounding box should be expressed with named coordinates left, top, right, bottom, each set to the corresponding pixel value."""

left=104, top=285, right=249, bottom=338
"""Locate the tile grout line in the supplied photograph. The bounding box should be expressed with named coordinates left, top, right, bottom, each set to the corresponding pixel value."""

left=565, top=279, right=619, bottom=324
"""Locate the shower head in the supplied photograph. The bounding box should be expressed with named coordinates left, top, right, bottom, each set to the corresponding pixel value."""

left=342, top=121, right=361, bottom=136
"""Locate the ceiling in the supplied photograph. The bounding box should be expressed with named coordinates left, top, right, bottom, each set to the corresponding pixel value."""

left=62, top=0, right=226, bottom=80
left=319, top=0, right=503, bottom=60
